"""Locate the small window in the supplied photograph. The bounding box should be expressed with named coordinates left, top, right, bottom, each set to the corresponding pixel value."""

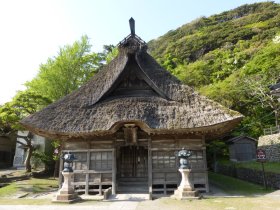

left=90, top=151, right=113, bottom=170
left=152, top=151, right=176, bottom=169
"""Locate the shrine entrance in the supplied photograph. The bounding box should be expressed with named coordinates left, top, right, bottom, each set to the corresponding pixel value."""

left=117, top=146, right=148, bottom=193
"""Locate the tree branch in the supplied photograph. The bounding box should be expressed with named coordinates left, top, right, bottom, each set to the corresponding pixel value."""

left=16, top=140, right=27, bottom=147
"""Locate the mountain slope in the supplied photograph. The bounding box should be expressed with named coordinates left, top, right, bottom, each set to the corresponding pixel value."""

left=148, top=2, right=280, bottom=137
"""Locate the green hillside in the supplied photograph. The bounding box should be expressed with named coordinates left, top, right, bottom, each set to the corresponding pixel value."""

left=148, top=2, right=280, bottom=138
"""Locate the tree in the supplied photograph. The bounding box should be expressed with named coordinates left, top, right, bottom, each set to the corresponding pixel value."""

left=102, top=45, right=118, bottom=64
left=0, top=36, right=119, bottom=172
left=51, top=139, right=61, bottom=177
left=25, top=35, right=104, bottom=101
left=0, top=90, right=51, bottom=172
left=244, top=73, right=280, bottom=126
left=206, top=140, right=229, bottom=172
left=16, top=132, right=34, bottom=172
left=1, top=37, right=118, bottom=172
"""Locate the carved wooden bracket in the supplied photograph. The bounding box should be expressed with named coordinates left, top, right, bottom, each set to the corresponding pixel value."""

left=123, top=124, right=138, bottom=145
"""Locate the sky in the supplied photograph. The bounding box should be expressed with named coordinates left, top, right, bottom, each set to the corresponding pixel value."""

left=0, top=0, right=279, bottom=105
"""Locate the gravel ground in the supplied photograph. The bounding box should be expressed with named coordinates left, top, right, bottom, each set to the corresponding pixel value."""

left=1, top=189, right=280, bottom=210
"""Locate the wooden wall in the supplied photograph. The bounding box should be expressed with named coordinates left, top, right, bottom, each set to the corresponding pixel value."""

left=150, top=135, right=208, bottom=195
left=62, top=139, right=115, bottom=195
left=60, top=132, right=209, bottom=197
left=228, top=138, right=257, bottom=161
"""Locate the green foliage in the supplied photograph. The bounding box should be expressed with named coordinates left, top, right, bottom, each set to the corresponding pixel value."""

left=206, top=140, right=229, bottom=169
left=241, top=42, right=280, bottom=76
left=101, top=44, right=119, bottom=64
left=51, top=139, right=61, bottom=161
left=0, top=90, right=51, bottom=172
left=32, top=151, right=54, bottom=170
left=0, top=90, right=51, bottom=131
left=0, top=37, right=119, bottom=173
left=25, top=35, right=104, bottom=101
left=0, top=38, right=118, bottom=133
left=148, top=2, right=280, bottom=138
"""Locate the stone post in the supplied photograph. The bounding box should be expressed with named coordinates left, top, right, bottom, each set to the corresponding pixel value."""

left=53, top=171, right=80, bottom=202
left=173, top=148, right=200, bottom=200
left=53, top=153, right=81, bottom=203
left=174, top=169, right=199, bottom=199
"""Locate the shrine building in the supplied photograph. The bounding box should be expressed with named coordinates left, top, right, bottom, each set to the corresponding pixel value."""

left=21, top=18, right=243, bottom=198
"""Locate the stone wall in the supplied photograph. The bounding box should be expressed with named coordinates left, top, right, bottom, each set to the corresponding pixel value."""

left=216, top=163, right=280, bottom=189
left=258, top=133, right=280, bottom=162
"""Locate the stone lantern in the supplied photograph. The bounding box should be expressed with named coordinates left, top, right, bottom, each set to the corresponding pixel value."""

left=174, top=148, right=199, bottom=200
left=53, top=152, right=81, bottom=203
left=178, top=148, right=192, bottom=169
left=63, top=153, right=75, bottom=172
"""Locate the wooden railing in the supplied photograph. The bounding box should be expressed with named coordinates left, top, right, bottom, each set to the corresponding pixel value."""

left=263, top=125, right=280, bottom=135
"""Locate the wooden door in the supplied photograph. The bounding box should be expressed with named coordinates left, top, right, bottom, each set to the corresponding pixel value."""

left=117, top=146, right=148, bottom=178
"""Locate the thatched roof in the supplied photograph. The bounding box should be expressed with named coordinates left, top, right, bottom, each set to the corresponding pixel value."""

left=21, top=22, right=243, bottom=140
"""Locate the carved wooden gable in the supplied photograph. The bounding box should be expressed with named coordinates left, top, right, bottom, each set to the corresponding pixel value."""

left=100, top=55, right=167, bottom=101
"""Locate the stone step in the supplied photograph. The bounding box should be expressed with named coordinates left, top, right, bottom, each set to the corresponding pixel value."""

left=109, top=193, right=150, bottom=201
left=117, top=185, right=148, bottom=193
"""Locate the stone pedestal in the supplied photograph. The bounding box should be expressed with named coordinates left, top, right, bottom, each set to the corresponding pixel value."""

left=174, top=169, right=200, bottom=200
left=53, top=172, right=81, bottom=203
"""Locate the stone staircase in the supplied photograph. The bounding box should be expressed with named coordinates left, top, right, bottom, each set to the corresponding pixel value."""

left=117, top=177, right=148, bottom=193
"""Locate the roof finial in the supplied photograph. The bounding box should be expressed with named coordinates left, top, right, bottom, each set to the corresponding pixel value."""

left=129, top=17, right=135, bottom=36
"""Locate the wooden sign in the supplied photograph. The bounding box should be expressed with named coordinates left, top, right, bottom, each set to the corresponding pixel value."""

left=256, top=149, right=266, bottom=162
left=256, top=148, right=267, bottom=189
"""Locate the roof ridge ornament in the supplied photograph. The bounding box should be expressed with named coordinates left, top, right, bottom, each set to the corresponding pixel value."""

left=117, top=18, right=147, bottom=52
left=129, top=17, right=135, bottom=36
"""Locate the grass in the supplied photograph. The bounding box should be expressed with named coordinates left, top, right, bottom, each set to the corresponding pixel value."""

left=0, top=182, right=18, bottom=197
left=209, top=171, right=273, bottom=195
left=0, top=172, right=279, bottom=209
left=0, top=169, right=27, bottom=177
left=219, top=160, right=280, bottom=174
left=25, top=177, right=59, bottom=193
left=0, top=177, right=58, bottom=197
left=236, top=161, right=280, bottom=174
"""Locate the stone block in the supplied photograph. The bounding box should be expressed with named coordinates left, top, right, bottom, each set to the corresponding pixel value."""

left=174, top=189, right=200, bottom=200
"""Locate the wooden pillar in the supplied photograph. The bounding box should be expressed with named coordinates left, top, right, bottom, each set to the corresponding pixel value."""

left=164, top=173, right=167, bottom=195
left=112, top=148, right=116, bottom=195
left=58, top=141, right=65, bottom=188
left=202, top=135, right=209, bottom=193
left=85, top=150, right=90, bottom=195
left=58, top=160, right=63, bottom=188
left=148, top=137, right=152, bottom=200
left=99, top=174, right=102, bottom=195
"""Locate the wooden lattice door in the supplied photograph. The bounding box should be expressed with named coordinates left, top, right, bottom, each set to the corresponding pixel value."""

left=118, top=146, right=148, bottom=178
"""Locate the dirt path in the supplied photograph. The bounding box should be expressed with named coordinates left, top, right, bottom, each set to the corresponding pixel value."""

left=1, top=195, right=280, bottom=210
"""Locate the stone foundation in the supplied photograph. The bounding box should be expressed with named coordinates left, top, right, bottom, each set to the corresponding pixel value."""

left=174, top=188, right=199, bottom=200
left=258, top=134, right=280, bottom=162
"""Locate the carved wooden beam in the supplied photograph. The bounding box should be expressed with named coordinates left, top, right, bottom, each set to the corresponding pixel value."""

left=123, top=124, right=138, bottom=145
